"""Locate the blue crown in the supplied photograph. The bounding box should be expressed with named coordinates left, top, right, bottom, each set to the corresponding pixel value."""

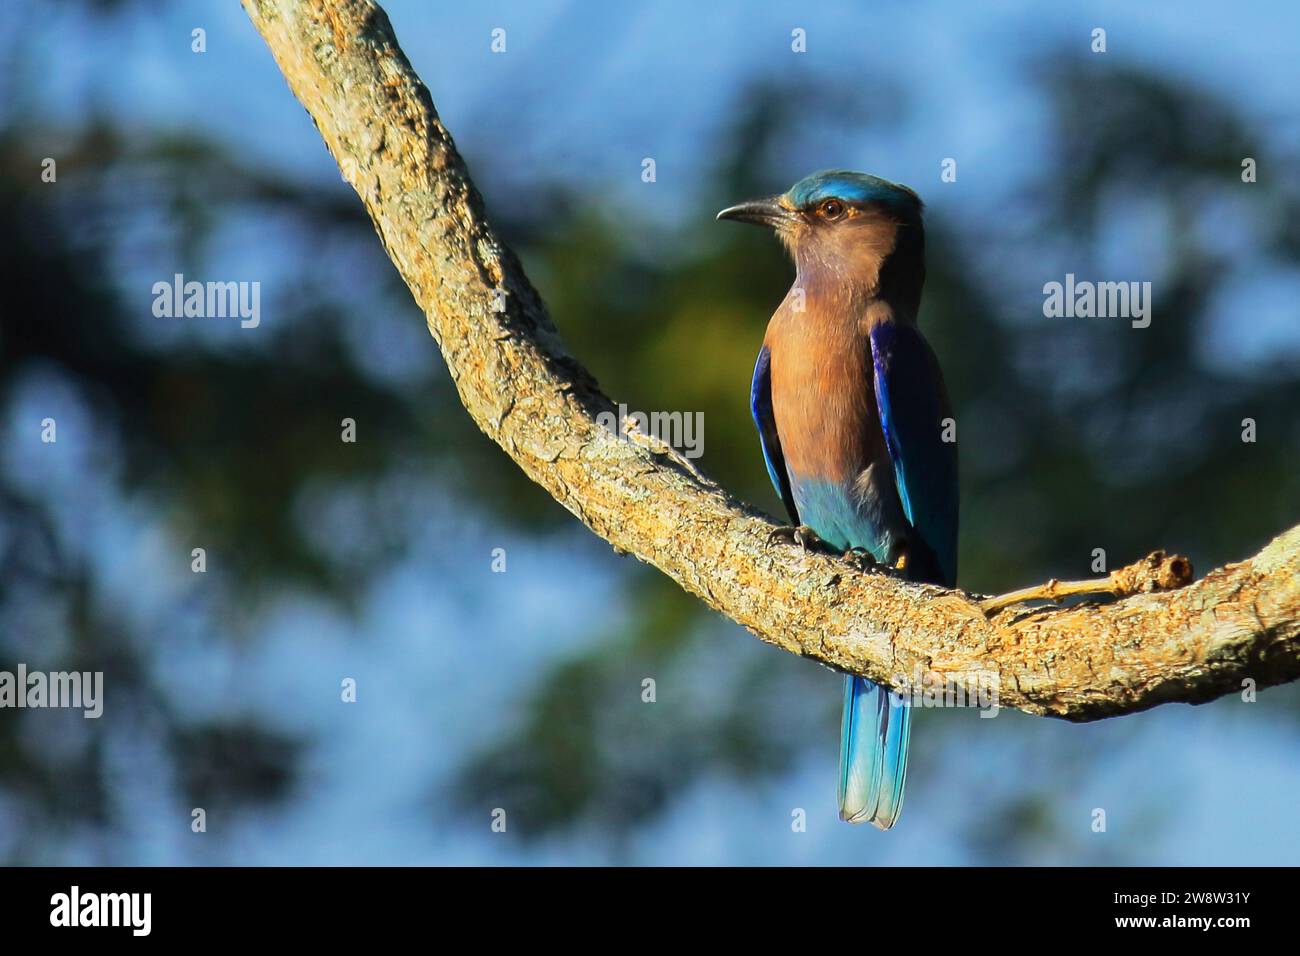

left=785, top=170, right=921, bottom=215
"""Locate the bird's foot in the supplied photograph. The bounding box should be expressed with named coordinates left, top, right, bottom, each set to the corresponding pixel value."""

left=843, top=547, right=908, bottom=578
left=767, top=524, right=830, bottom=553
left=843, top=547, right=879, bottom=573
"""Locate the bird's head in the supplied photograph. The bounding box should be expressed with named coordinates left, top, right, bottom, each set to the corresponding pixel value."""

left=717, top=170, right=924, bottom=301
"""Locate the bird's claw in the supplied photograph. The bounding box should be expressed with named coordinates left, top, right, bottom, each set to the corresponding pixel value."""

left=843, top=547, right=878, bottom=573
left=842, top=547, right=911, bottom=579
left=767, top=524, right=828, bottom=553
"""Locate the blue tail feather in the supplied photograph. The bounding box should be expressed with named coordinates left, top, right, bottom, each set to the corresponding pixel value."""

left=838, top=675, right=911, bottom=828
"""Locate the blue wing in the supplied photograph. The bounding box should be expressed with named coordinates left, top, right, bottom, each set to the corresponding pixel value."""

left=869, top=322, right=959, bottom=587
left=750, top=345, right=799, bottom=524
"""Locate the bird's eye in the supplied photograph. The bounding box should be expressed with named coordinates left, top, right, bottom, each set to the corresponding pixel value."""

left=818, top=199, right=846, bottom=220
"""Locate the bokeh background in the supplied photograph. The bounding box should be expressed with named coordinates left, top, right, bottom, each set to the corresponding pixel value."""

left=2, top=0, right=1298, bottom=865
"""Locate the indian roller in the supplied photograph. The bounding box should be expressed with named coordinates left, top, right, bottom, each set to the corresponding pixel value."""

left=717, top=170, right=958, bottom=828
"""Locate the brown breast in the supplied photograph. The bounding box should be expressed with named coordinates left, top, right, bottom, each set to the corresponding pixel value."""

left=765, top=297, right=888, bottom=485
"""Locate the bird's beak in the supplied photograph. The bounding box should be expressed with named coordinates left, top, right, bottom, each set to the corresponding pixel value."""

left=715, top=196, right=795, bottom=229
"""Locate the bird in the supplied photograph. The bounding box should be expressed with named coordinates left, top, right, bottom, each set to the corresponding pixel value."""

left=717, top=170, right=958, bottom=829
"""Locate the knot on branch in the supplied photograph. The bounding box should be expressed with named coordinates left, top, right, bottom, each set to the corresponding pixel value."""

left=1111, top=550, right=1194, bottom=595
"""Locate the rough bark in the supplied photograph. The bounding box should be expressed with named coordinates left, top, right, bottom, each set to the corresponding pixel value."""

left=241, top=0, right=1300, bottom=721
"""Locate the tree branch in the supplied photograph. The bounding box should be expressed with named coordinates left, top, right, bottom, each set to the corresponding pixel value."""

left=242, top=0, right=1300, bottom=721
